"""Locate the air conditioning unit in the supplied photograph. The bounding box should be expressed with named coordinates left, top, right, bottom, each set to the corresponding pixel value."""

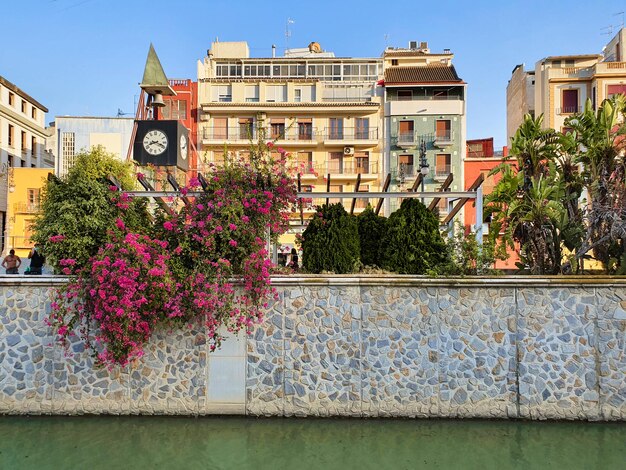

left=344, top=146, right=355, bottom=156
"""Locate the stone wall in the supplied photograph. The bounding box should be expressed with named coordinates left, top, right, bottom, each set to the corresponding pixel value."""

left=1, top=277, right=625, bottom=420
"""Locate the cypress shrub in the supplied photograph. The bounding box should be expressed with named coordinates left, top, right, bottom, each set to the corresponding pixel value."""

left=301, top=203, right=360, bottom=273
left=357, top=205, right=388, bottom=267
left=381, top=199, right=448, bottom=274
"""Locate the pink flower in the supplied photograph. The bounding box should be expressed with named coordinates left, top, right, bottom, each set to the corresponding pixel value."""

left=229, top=223, right=237, bottom=231
left=163, top=221, right=174, bottom=231
left=115, top=218, right=125, bottom=230
left=50, top=234, right=66, bottom=243
left=215, top=225, right=223, bottom=232
left=229, top=240, right=238, bottom=247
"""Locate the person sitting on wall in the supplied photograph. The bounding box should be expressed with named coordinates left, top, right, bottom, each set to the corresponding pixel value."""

left=2, top=249, right=21, bottom=274
left=26, top=245, right=45, bottom=275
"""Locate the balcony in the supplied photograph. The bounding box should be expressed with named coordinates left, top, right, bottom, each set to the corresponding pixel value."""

left=596, top=61, right=626, bottom=74
left=434, top=131, right=454, bottom=147
left=266, top=127, right=320, bottom=146
left=202, top=127, right=258, bottom=144
left=556, top=106, right=581, bottom=115
left=546, top=67, right=594, bottom=80
left=322, top=127, right=379, bottom=145
left=325, top=160, right=379, bottom=178
left=434, top=165, right=451, bottom=181
left=14, top=202, right=40, bottom=213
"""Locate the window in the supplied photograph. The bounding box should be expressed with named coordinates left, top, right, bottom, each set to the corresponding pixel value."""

left=161, top=99, right=187, bottom=120
left=328, top=152, right=343, bottom=174
left=355, top=151, right=370, bottom=174
left=391, top=59, right=398, bottom=66
left=8, top=124, right=14, bottom=147
left=329, top=118, right=343, bottom=139
left=298, top=119, right=312, bottom=140
left=266, top=85, right=287, bottom=102
left=397, top=90, right=413, bottom=101
left=213, top=117, right=228, bottom=139
left=435, top=154, right=451, bottom=177
left=561, top=89, right=579, bottom=114
left=270, top=119, right=285, bottom=139
left=21, top=100, right=27, bottom=113
left=329, top=184, right=343, bottom=204
left=296, top=152, right=314, bottom=173
left=61, top=132, right=76, bottom=176
left=294, top=89, right=302, bottom=102
left=212, top=85, right=232, bottom=102
left=398, top=120, right=414, bottom=144
left=607, top=84, right=626, bottom=99
left=8, top=92, right=14, bottom=106
left=562, top=126, right=573, bottom=135
left=31, top=107, right=37, bottom=119
left=398, top=154, right=414, bottom=176
left=356, top=184, right=370, bottom=209
left=238, top=118, right=253, bottom=139
left=355, top=118, right=369, bottom=139
left=31, top=136, right=37, bottom=157
left=27, top=189, right=40, bottom=210
left=245, top=85, right=259, bottom=102
left=436, top=120, right=451, bottom=141
left=21, top=131, right=27, bottom=150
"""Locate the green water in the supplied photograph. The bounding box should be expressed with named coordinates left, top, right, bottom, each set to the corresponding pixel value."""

left=0, top=417, right=625, bottom=470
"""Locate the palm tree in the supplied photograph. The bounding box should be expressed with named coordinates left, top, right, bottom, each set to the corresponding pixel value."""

left=566, top=96, right=626, bottom=271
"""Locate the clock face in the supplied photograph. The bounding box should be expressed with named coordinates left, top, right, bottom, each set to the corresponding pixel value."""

left=143, top=129, right=168, bottom=156
left=180, top=135, right=188, bottom=160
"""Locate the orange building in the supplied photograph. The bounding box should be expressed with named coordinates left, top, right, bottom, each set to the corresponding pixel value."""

left=464, top=138, right=518, bottom=270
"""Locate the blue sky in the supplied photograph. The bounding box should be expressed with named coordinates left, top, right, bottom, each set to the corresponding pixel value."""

left=3, top=0, right=625, bottom=147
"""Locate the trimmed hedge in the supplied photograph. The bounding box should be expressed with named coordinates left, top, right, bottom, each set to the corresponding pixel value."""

left=381, top=199, right=448, bottom=274
left=357, top=205, right=388, bottom=268
left=301, top=203, right=360, bottom=274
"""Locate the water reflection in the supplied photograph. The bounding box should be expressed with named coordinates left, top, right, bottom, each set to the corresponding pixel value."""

left=0, top=416, right=624, bottom=469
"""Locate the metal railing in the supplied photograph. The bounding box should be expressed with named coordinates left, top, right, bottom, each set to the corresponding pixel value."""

left=325, top=160, right=378, bottom=175
left=202, top=127, right=258, bottom=140
left=435, top=165, right=451, bottom=177
left=13, top=202, right=40, bottom=213
left=556, top=106, right=581, bottom=115
left=321, top=97, right=373, bottom=102
left=388, top=95, right=463, bottom=101
left=434, top=130, right=454, bottom=142
left=323, top=127, right=379, bottom=140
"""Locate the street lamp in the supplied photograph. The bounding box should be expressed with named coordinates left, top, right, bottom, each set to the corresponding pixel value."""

left=419, top=140, right=429, bottom=204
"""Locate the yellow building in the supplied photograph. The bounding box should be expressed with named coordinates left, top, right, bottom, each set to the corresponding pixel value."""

left=196, top=41, right=384, bottom=246
left=4, top=168, right=52, bottom=257
left=507, top=28, right=626, bottom=138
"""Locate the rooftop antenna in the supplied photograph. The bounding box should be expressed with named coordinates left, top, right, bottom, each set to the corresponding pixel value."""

left=116, top=108, right=134, bottom=117
left=601, top=25, right=614, bottom=36
left=614, top=11, right=625, bottom=29
left=285, top=18, right=294, bottom=51
left=384, top=33, right=390, bottom=49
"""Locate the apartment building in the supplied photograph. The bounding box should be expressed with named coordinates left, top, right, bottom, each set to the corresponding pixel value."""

left=52, top=116, right=135, bottom=176
left=507, top=28, right=626, bottom=138
left=0, top=76, right=52, bottom=254
left=196, top=41, right=383, bottom=222
left=382, top=42, right=466, bottom=214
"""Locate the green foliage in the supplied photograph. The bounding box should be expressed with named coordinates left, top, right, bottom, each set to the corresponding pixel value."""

left=301, top=203, right=360, bottom=274
left=441, top=224, right=503, bottom=276
left=381, top=199, right=448, bottom=274
left=357, top=205, right=388, bottom=267
left=32, top=147, right=148, bottom=272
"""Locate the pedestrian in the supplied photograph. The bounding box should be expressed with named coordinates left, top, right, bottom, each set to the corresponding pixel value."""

left=288, top=247, right=299, bottom=270
left=2, top=249, right=21, bottom=274
left=26, top=245, right=45, bottom=275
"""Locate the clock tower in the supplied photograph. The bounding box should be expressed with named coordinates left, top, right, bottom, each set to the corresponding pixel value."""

left=132, top=44, right=189, bottom=171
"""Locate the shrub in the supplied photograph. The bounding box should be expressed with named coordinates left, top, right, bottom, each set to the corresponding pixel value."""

left=357, top=205, right=388, bottom=268
left=381, top=199, right=448, bottom=274
left=301, top=203, right=360, bottom=274
left=440, top=223, right=503, bottom=275
left=32, top=146, right=148, bottom=272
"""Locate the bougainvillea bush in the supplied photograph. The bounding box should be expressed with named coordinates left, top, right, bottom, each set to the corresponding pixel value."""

left=47, top=141, right=297, bottom=367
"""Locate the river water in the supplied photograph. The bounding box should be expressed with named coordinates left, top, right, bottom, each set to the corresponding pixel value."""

left=1, top=416, right=624, bottom=469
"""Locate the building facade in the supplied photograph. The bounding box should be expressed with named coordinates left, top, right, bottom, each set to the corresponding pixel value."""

left=507, top=28, right=626, bottom=138
left=382, top=42, right=466, bottom=214
left=52, top=116, right=135, bottom=176
left=196, top=41, right=384, bottom=236
left=0, top=76, right=52, bottom=254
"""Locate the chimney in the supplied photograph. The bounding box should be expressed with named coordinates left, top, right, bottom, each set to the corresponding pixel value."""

left=420, top=41, right=428, bottom=49
left=409, top=41, right=417, bottom=49
left=272, top=44, right=276, bottom=58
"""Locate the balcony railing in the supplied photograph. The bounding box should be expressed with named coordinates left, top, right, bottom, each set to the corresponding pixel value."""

left=14, top=202, right=40, bottom=213
left=323, top=127, right=379, bottom=141
left=267, top=127, right=320, bottom=142
left=202, top=127, right=258, bottom=141
left=556, top=106, right=581, bottom=115
left=321, top=97, right=373, bottom=102
left=388, top=95, right=463, bottom=101
left=435, top=165, right=451, bottom=178
left=326, top=160, right=378, bottom=175
left=434, top=130, right=454, bottom=143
